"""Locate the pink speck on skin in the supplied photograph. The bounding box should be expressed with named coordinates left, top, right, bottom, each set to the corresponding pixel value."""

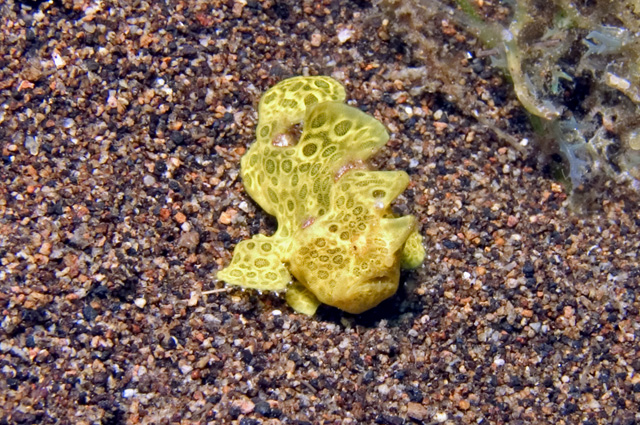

left=272, top=123, right=302, bottom=147
left=334, top=160, right=367, bottom=181
left=272, top=133, right=294, bottom=147
left=301, top=217, right=316, bottom=229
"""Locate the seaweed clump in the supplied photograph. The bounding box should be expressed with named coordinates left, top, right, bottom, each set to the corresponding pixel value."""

left=377, top=0, right=640, bottom=208
left=217, top=76, right=425, bottom=315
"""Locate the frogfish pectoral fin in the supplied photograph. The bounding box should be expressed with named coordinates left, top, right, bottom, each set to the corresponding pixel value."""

left=285, top=281, right=322, bottom=316
left=401, top=231, right=426, bottom=270
left=217, top=234, right=291, bottom=292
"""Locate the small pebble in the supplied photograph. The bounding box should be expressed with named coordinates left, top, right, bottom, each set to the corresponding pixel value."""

left=143, top=175, right=156, bottom=186
left=52, top=51, right=66, bottom=68
left=82, top=305, right=98, bottom=322
left=179, top=363, right=193, bottom=375
left=187, top=291, right=199, bottom=307
left=337, top=28, right=354, bottom=44
left=407, top=402, right=428, bottom=420
left=174, top=212, right=186, bottom=224
left=434, top=412, right=448, bottom=422
left=123, top=389, right=137, bottom=398
left=178, top=231, right=199, bottom=249
left=310, top=32, right=322, bottom=47
left=238, top=399, right=255, bottom=414
left=24, top=136, right=39, bottom=155
left=219, top=209, right=236, bottom=225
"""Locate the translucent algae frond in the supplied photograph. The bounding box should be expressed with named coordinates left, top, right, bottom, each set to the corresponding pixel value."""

left=217, top=76, right=425, bottom=315
left=377, top=0, right=640, bottom=207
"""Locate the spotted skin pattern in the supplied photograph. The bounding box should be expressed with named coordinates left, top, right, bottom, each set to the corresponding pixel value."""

left=217, top=76, right=425, bottom=315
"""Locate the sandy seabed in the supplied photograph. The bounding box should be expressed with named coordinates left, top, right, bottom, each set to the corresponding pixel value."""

left=1, top=1, right=639, bottom=424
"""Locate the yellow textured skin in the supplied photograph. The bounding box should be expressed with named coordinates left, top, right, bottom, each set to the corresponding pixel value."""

left=217, top=76, right=426, bottom=315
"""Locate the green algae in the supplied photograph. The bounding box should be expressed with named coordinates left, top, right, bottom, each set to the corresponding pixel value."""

left=378, top=0, right=640, bottom=207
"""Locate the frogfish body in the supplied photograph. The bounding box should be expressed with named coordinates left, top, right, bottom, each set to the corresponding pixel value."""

left=217, top=76, right=425, bottom=315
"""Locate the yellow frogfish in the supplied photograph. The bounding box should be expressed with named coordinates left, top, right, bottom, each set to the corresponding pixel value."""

left=217, top=76, right=425, bottom=315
